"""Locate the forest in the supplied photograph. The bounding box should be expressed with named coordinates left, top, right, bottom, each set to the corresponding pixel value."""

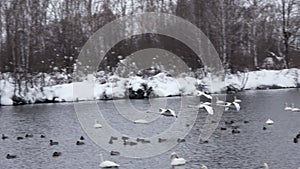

left=0, top=0, right=299, bottom=75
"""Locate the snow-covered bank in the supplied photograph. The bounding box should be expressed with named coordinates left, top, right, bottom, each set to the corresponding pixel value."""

left=0, top=69, right=300, bottom=106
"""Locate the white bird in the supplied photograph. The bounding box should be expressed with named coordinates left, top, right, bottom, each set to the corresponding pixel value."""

left=188, top=103, right=213, bottom=115
left=216, top=97, right=226, bottom=105
left=170, top=152, right=186, bottom=166
left=265, top=119, right=274, bottom=125
left=196, top=90, right=212, bottom=99
left=233, top=96, right=241, bottom=103
left=262, top=163, right=269, bottom=169
left=291, top=103, right=300, bottom=112
left=134, top=118, right=148, bottom=124
left=221, top=102, right=240, bottom=112
left=94, top=120, right=102, bottom=128
left=159, top=108, right=177, bottom=118
left=99, top=154, right=120, bottom=168
left=200, top=165, right=208, bottom=169
left=284, top=103, right=292, bottom=111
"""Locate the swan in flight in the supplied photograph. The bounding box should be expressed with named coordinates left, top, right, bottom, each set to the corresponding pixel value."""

left=159, top=108, right=177, bottom=118
left=170, top=152, right=186, bottom=166
left=188, top=102, right=213, bottom=115
left=284, top=103, right=292, bottom=111
left=233, top=96, right=241, bottom=103
left=291, top=103, right=300, bottom=112
left=196, top=91, right=212, bottom=99
left=94, top=120, right=102, bottom=128
left=99, top=154, right=120, bottom=168
left=265, top=119, right=274, bottom=125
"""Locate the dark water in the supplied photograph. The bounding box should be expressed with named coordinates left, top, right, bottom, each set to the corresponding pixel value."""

left=1, top=88, right=300, bottom=169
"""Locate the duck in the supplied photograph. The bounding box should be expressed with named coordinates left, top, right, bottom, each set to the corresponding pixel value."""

left=232, top=129, right=240, bottom=134
left=200, top=165, right=208, bottom=169
left=52, top=151, right=61, bottom=157
left=110, top=151, right=120, bottom=156
left=196, top=91, right=212, bottom=99
left=265, top=119, right=274, bottom=125
left=6, top=154, right=17, bottom=159
left=2, top=134, right=8, bottom=140
left=121, top=135, right=129, bottom=141
left=25, top=134, right=33, bottom=138
left=159, top=108, right=177, bottom=118
left=284, top=103, right=292, bottom=111
left=158, top=138, right=167, bottom=143
left=123, top=140, right=137, bottom=146
left=233, top=96, right=241, bottom=103
left=40, top=135, right=45, bottom=138
left=17, top=136, right=24, bottom=140
left=294, top=137, right=298, bottom=143
left=80, top=136, right=85, bottom=140
left=170, top=152, right=186, bottom=166
left=177, top=138, right=186, bottom=143
left=99, top=154, right=120, bottom=168
left=94, top=120, right=102, bottom=128
left=76, top=141, right=85, bottom=145
left=49, top=140, right=59, bottom=146
left=291, top=104, right=300, bottom=112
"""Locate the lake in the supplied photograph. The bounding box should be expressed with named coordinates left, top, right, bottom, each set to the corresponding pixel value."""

left=1, top=88, right=300, bottom=169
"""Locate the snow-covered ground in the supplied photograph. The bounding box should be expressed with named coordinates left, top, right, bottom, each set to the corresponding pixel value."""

left=0, top=69, right=300, bottom=106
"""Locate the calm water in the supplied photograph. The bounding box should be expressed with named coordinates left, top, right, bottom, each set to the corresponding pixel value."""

left=1, top=88, right=300, bottom=169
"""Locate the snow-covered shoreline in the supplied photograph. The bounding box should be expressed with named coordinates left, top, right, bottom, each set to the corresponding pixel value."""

left=0, top=69, right=299, bottom=106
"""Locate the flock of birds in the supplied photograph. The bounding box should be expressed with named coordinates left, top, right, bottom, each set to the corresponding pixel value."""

left=2, top=90, right=300, bottom=168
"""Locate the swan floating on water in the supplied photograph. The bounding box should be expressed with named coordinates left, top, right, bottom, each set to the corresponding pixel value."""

left=284, top=103, right=292, bottom=111
left=94, top=120, right=102, bottom=128
left=170, top=152, right=186, bottom=166
left=200, top=164, right=208, bottom=169
left=262, top=163, right=269, bottom=169
left=99, top=154, right=120, bottom=168
left=265, top=119, right=274, bottom=125
left=233, top=96, right=241, bottom=103
left=291, top=103, right=300, bottom=112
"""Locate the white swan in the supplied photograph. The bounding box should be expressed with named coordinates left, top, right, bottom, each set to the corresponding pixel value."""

left=222, top=102, right=240, bottom=112
left=189, top=103, right=214, bottom=115
left=200, top=165, right=208, bottom=169
left=284, top=103, right=292, bottom=111
left=196, top=91, right=212, bottom=99
left=233, top=96, right=241, bottom=103
left=291, top=103, right=300, bottom=112
left=262, top=163, right=269, bottom=169
left=99, top=154, right=120, bottom=168
left=170, top=152, right=186, bottom=166
left=265, top=119, right=274, bottom=125
left=94, top=120, right=102, bottom=128
left=216, top=97, right=226, bottom=105
left=159, top=108, right=177, bottom=118
left=134, top=116, right=149, bottom=124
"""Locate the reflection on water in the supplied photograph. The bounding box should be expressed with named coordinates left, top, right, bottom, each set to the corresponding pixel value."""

left=0, top=88, right=300, bottom=169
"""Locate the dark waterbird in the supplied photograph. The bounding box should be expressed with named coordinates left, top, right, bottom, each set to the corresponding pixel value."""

left=49, top=140, right=59, bottom=146
left=2, top=134, right=8, bottom=140
left=40, top=135, right=45, bottom=138
left=25, top=134, right=33, bottom=138
left=76, top=141, right=85, bottom=145
left=110, top=151, right=120, bottom=156
left=6, top=154, right=17, bottom=159
left=17, top=136, right=24, bottom=140
left=52, top=152, right=61, bottom=157
left=80, top=136, right=85, bottom=140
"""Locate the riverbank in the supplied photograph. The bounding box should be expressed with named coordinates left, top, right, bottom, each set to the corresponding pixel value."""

left=0, top=68, right=299, bottom=106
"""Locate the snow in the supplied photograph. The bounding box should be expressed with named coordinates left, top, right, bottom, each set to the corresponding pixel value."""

left=0, top=69, right=300, bottom=106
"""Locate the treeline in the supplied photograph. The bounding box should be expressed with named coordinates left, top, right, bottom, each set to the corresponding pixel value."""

left=0, top=0, right=299, bottom=75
